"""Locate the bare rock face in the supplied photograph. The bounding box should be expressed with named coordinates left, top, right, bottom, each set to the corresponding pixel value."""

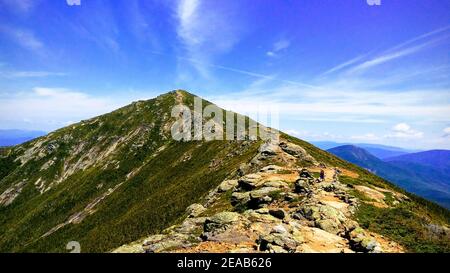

left=279, top=142, right=316, bottom=163
left=0, top=180, right=27, bottom=206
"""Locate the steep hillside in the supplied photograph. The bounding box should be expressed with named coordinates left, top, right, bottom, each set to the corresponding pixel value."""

left=0, top=91, right=449, bottom=253
left=328, top=145, right=450, bottom=209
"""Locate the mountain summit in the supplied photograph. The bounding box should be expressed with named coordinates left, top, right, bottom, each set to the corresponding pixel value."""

left=0, top=91, right=448, bottom=253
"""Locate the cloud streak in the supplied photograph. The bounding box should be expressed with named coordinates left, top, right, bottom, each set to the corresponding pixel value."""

left=0, top=26, right=44, bottom=53
left=0, top=71, right=67, bottom=78
left=175, top=0, right=244, bottom=77
left=320, top=25, right=450, bottom=76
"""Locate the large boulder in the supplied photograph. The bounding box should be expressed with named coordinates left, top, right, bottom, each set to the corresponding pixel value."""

left=231, top=192, right=251, bottom=207
left=259, top=165, right=284, bottom=173
left=143, top=233, right=198, bottom=253
left=263, top=180, right=289, bottom=189
left=348, top=227, right=383, bottom=253
left=298, top=204, right=347, bottom=234
left=204, top=212, right=242, bottom=233
left=269, top=208, right=286, bottom=219
left=186, top=203, right=206, bottom=218
left=294, top=179, right=310, bottom=193
left=259, top=142, right=280, bottom=156
left=218, top=179, right=238, bottom=192
left=279, top=142, right=315, bottom=163
left=258, top=232, right=299, bottom=253
left=237, top=173, right=263, bottom=190
left=248, top=187, right=280, bottom=208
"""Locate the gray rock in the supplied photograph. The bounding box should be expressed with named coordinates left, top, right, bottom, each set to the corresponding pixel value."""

left=259, top=233, right=298, bottom=252
left=259, top=142, right=279, bottom=156
left=271, top=224, right=288, bottom=234
left=186, top=203, right=206, bottom=218
left=204, top=212, right=241, bottom=233
left=269, top=208, right=286, bottom=219
left=143, top=233, right=198, bottom=253
left=348, top=227, right=383, bottom=253
left=218, top=179, right=238, bottom=192
left=263, top=180, right=289, bottom=189
left=259, top=165, right=284, bottom=173
left=231, top=192, right=251, bottom=207
left=279, top=142, right=315, bottom=163
left=238, top=174, right=263, bottom=190
left=294, top=179, right=310, bottom=193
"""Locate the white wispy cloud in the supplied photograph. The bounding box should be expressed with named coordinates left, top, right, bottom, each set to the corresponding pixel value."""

left=350, top=133, right=381, bottom=141
left=209, top=80, right=450, bottom=125
left=347, top=36, right=449, bottom=75
left=175, top=0, right=243, bottom=77
left=266, top=39, right=290, bottom=57
left=319, top=25, right=450, bottom=77
left=319, top=54, right=368, bottom=76
left=385, top=123, right=424, bottom=139
left=0, top=0, right=36, bottom=14
left=443, top=127, right=450, bottom=138
left=0, top=88, right=126, bottom=130
left=0, top=26, right=44, bottom=53
left=0, top=71, right=67, bottom=78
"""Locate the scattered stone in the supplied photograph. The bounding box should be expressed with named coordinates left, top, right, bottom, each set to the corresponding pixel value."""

left=218, top=180, right=238, bottom=192
left=186, top=203, right=206, bottom=218
left=269, top=208, right=286, bottom=219
left=271, top=224, right=288, bottom=234
left=259, top=165, right=284, bottom=173
left=298, top=168, right=314, bottom=179
left=259, top=142, right=279, bottom=156
left=279, top=142, right=315, bottom=163
left=143, top=233, right=198, bottom=253
left=231, top=192, right=251, bottom=207
left=298, top=204, right=347, bottom=234
left=255, top=208, right=269, bottom=214
left=347, top=227, right=382, bottom=253
left=204, top=212, right=241, bottom=233
left=238, top=174, right=263, bottom=190
left=294, top=179, right=310, bottom=193
left=258, top=233, right=298, bottom=252
left=263, top=180, right=289, bottom=189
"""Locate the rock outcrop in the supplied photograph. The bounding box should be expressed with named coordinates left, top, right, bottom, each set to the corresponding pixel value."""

left=114, top=139, right=407, bottom=253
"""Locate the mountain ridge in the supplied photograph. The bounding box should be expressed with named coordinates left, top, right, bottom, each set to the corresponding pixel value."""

left=0, top=90, right=449, bottom=253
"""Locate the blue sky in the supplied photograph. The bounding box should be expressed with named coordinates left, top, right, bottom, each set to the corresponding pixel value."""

left=0, top=0, right=449, bottom=149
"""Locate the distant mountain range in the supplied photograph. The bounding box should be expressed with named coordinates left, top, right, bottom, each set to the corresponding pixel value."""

left=312, top=141, right=419, bottom=159
left=0, top=129, right=46, bottom=147
left=328, top=145, right=450, bottom=209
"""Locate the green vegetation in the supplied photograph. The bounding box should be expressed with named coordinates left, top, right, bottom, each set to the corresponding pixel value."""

left=0, top=151, right=19, bottom=181
left=356, top=203, right=450, bottom=253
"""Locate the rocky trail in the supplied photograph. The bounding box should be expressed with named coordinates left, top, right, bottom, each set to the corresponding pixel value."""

left=113, top=139, right=406, bottom=253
